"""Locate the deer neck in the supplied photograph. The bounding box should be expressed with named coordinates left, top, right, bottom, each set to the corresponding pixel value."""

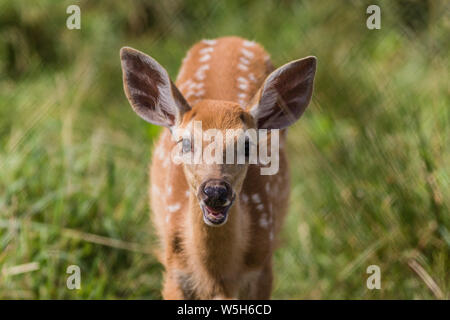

left=185, top=193, right=247, bottom=276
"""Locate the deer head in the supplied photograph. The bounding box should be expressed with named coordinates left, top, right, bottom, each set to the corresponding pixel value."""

left=120, top=47, right=316, bottom=227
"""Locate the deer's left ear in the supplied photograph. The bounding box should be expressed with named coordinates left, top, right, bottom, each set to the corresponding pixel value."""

left=120, top=47, right=191, bottom=128
left=248, top=56, right=316, bottom=129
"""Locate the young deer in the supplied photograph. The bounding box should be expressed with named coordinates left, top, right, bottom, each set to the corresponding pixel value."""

left=120, top=36, right=316, bottom=299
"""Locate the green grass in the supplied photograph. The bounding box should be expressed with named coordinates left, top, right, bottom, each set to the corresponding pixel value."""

left=0, top=0, right=448, bottom=299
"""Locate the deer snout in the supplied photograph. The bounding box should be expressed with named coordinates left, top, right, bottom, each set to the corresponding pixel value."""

left=200, top=179, right=233, bottom=208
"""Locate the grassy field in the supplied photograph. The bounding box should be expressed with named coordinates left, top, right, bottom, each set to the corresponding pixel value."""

left=0, top=0, right=448, bottom=299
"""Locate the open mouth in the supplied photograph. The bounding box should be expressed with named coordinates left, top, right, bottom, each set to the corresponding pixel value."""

left=200, top=199, right=234, bottom=227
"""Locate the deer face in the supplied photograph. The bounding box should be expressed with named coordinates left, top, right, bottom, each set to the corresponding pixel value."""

left=120, top=47, right=316, bottom=226
left=175, top=100, right=255, bottom=226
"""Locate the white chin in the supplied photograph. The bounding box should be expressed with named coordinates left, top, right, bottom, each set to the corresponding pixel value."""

left=202, top=213, right=228, bottom=227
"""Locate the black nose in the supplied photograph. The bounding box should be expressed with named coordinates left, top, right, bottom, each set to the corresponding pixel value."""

left=201, top=179, right=232, bottom=208
left=204, top=184, right=227, bottom=199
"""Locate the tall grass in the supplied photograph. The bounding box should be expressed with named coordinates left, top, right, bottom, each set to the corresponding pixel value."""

left=0, top=0, right=448, bottom=299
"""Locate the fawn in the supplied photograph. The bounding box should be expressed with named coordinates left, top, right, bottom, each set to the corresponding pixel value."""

left=120, top=36, right=316, bottom=299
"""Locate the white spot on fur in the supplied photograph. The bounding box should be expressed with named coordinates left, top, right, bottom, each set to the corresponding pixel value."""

left=185, top=190, right=190, bottom=197
left=259, top=213, right=269, bottom=228
left=199, top=47, right=214, bottom=54
left=243, top=40, right=255, bottom=47
left=168, top=186, right=173, bottom=195
left=241, top=48, right=254, bottom=59
left=238, top=83, right=248, bottom=90
left=199, top=54, right=211, bottom=62
left=237, top=76, right=249, bottom=83
left=202, top=39, right=217, bottom=45
left=185, top=90, right=196, bottom=99
left=195, top=89, right=206, bottom=97
left=195, top=64, right=210, bottom=81
left=241, top=193, right=249, bottom=203
left=239, top=57, right=250, bottom=65
left=256, top=204, right=264, bottom=211
left=178, top=79, right=193, bottom=92
left=190, top=82, right=204, bottom=90
left=252, top=193, right=261, bottom=204
left=168, top=203, right=181, bottom=213
left=237, top=64, right=249, bottom=71
left=248, top=73, right=257, bottom=82
left=238, top=93, right=247, bottom=98
left=183, top=79, right=205, bottom=100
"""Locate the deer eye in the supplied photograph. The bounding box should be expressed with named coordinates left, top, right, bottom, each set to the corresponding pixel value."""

left=182, top=138, right=192, bottom=153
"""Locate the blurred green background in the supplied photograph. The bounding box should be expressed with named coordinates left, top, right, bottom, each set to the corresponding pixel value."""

left=0, top=0, right=448, bottom=299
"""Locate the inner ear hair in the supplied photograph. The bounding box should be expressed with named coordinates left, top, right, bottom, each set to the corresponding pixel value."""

left=120, top=47, right=190, bottom=128
left=249, top=56, right=316, bottom=130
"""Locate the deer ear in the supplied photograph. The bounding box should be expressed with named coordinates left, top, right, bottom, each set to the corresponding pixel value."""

left=249, top=56, right=316, bottom=129
left=120, top=47, right=191, bottom=128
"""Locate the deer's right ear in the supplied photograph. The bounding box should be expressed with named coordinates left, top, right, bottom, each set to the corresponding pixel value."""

left=120, top=47, right=191, bottom=128
left=248, top=56, right=316, bottom=130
